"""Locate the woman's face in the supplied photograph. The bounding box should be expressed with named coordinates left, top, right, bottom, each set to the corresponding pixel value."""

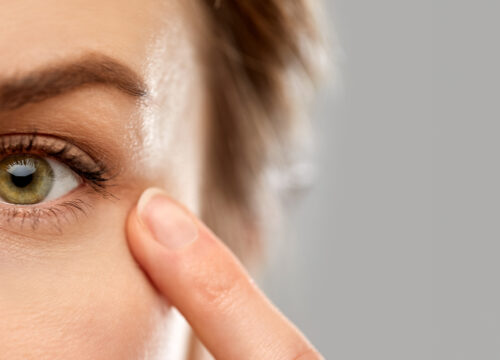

left=0, top=0, right=205, bottom=358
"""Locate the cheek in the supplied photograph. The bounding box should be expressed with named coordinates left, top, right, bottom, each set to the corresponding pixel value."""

left=0, top=199, right=185, bottom=359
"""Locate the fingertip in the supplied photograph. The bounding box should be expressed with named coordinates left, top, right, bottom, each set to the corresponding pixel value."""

left=125, top=197, right=153, bottom=270
left=126, top=189, right=166, bottom=275
left=136, top=188, right=199, bottom=250
left=136, top=187, right=166, bottom=220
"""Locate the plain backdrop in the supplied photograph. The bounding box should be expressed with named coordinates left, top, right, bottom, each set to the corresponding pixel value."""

left=261, top=0, right=435, bottom=359
left=263, top=0, right=500, bottom=358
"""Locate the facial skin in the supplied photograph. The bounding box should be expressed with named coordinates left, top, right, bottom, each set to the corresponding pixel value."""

left=0, top=0, right=206, bottom=358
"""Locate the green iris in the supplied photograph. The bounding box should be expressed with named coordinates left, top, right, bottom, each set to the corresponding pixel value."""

left=0, top=154, right=54, bottom=204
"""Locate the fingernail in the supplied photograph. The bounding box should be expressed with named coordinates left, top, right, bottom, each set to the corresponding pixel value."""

left=137, top=188, right=198, bottom=249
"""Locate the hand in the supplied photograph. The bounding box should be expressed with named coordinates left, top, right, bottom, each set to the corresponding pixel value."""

left=126, top=188, right=323, bottom=360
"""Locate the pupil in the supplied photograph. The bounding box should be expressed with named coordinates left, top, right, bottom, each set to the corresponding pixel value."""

left=11, top=173, right=34, bottom=188
left=8, top=164, right=36, bottom=189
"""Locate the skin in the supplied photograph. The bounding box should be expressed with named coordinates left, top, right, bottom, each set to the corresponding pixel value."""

left=0, top=0, right=322, bottom=359
left=0, top=0, right=203, bottom=358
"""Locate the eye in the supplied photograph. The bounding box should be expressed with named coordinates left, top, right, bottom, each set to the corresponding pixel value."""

left=0, top=154, right=80, bottom=205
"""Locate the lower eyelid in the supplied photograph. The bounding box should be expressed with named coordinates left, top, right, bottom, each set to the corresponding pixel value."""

left=0, top=185, right=99, bottom=235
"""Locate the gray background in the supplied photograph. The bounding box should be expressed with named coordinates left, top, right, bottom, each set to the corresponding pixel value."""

left=263, top=0, right=433, bottom=357
left=260, top=0, right=497, bottom=359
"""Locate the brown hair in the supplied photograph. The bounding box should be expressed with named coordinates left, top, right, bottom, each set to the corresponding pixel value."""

left=198, top=0, right=325, bottom=264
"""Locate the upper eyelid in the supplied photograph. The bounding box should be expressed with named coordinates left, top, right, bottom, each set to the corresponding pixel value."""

left=0, top=133, right=114, bottom=186
left=0, top=133, right=100, bottom=167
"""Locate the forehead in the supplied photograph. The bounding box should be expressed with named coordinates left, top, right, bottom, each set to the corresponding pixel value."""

left=0, top=0, right=188, bottom=77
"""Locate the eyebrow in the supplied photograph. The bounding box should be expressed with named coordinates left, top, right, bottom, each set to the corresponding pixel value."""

left=0, top=53, right=147, bottom=111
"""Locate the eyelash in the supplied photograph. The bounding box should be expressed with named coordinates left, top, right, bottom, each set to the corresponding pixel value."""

left=0, top=133, right=110, bottom=188
left=0, top=133, right=115, bottom=232
left=2, top=198, right=92, bottom=232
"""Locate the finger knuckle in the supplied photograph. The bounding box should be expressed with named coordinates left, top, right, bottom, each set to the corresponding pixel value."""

left=193, top=266, right=246, bottom=313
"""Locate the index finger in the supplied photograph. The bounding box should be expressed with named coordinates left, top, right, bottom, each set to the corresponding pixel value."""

left=126, top=188, right=322, bottom=360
